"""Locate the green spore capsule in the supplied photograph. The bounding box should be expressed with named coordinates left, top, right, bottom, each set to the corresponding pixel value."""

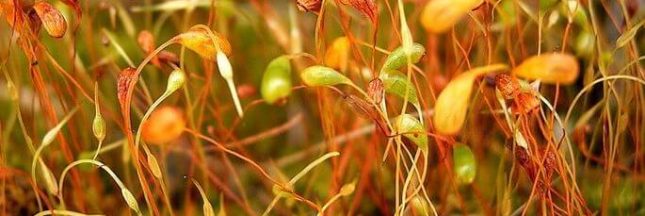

left=380, top=69, right=420, bottom=106
left=393, top=114, right=428, bottom=153
left=261, top=56, right=292, bottom=104
left=381, top=43, right=425, bottom=72
left=300, top=66, right=353, bottom=87
left=453, top=143, right=476, bottom=185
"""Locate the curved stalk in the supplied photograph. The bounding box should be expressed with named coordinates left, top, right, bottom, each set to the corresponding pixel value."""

left=34, top=209, right=104, bottom=216
left=58, top=159, right=142, bottom=216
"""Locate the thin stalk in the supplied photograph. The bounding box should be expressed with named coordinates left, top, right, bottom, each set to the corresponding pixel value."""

left=122, top=35, right=180, bottom=215
left=262, top=152, right=338, bottom=216
left=192, top=24, right=244, bottom=117
left=58, top=159, right=142, bottom=216
left=33, top=209, right=103, bottom=216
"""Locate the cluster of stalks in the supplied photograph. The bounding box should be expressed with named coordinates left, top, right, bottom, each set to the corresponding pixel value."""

left=0, top=0, right=643, bottom=215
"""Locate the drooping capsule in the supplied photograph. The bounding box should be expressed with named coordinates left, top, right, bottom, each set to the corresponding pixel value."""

left=494, top=73, right=520, bottom=99
left=434, top=64, right=508, bottom=135
left=324, top=37, right=350, bottom=72
left=367, top=78, right=384, bottom=103
left=176, top=26, right=242, bottom=117
left=177, top=26, right=232, bottom=60
left=121, top=189, right=141, bottom=214
left=165, top=68, right=186, bottom=94
left=92, top=115, right=106, bottom=142
left=261, top=56, right=292, bottom=104
left=393, top=114, right=428, bottom=153
left=453, top=143, right=476, bottom=185
left=141, top=106, right=186, bottom=145
left=138, top=30, right=155, bottom=54
left=380, top=69, right=419, bottom=106
left=381, top=43, right=425, bottom=71
left=420, top=0, right=482, bottom=33
left=511, top=92, right=540, bottom=114
left=33, top=1, right=67, bottom=38
left=117, top=67, right=137, bottom=108
left=296, top=0, right=322, bottom=12
left=512, top=53, right=579, bottom=85
left=300, top=66, right=352, bottom=87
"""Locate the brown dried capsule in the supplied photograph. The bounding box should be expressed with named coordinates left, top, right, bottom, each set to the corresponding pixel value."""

left=158, top=51, right=179, bottom=65
left=367, top=78, right=384, bottom=103
left=341, top=0, right=377, bottom=24
left=237, top=84, right=256, bottom=99
left=117, top=67, right=137, bottom=108
left=27, top=9, right=42, bottom=33
left=138, top=31, right=178, bottom=67
left=138, top=30, right=161, bottom=66
left=514, top=147, right=531, bottom=168
left=343, top=94, right=390, bottom=135
left=539, top=147, right=558, bottom=179
left=137, top=30, right=155, bottom=54
left=511, top=92, right=540, bottom=114
left=494, top=73, right=520, bottom=99
left=33, top=1, right=67, bottom=38
left=296, top=0, right=321, bottom=12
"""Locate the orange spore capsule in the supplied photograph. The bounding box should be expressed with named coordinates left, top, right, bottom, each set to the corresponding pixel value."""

left=511, top=92, right=540, bottom=114
left=142, top=106, right=186, bottom=145
left=33, top=1, right=67, bottom=38
left=495, top=73, right=521, bottom=99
